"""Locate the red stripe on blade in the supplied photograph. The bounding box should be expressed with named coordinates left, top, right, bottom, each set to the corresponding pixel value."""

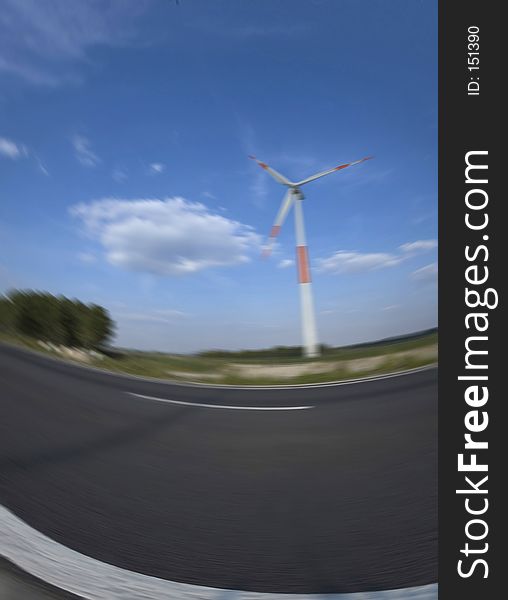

left=270, top=225, right=281, bottom=238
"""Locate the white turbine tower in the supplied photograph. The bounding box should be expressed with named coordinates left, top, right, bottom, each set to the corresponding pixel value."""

left=250, top=154, right=372, bottom=358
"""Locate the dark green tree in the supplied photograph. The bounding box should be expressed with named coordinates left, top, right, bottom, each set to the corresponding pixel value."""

left=1, top=289, right=115, bottom=349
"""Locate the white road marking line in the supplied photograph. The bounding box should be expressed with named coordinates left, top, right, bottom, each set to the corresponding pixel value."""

left=128, top=393, right=312, bottom=410
left=0, top=504, right=437, bottom=600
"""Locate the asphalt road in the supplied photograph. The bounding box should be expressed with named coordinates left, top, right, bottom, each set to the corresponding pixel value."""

left=0, top=343, right=437, bottom=594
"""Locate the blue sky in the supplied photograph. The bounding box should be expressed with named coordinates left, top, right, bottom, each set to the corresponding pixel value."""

left=0, top=0, right=437, bottom=352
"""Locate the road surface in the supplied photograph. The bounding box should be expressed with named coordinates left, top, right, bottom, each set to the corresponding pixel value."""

left=0, top=343, right=437, bottom=595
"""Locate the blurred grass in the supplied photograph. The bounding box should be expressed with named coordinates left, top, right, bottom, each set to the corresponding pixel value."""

left=219, top=351, right=436, bottom=386
left=0, top=331, right=53, bottom=353
left=0, top=329, right=437, bottom=386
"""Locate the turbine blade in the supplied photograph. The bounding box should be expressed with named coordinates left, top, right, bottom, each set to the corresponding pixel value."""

left=262, top=189, right=294, bottom=257
left=248, top=155, right=292, bottom=186
left=295, top=156, right=373, bottom=187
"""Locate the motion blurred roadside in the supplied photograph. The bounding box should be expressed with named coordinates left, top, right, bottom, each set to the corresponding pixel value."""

left=0, top=558, right=78, bottom=600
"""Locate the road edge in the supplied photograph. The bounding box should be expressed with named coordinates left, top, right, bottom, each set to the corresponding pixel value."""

left=0, top=504, right=438, bottom=600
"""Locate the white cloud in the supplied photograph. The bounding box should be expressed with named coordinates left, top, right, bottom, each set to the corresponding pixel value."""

left=117, top=310, right=188, bottom=324
left=0, top=136, right=51, bottom=176
left=237, top=118, right=270, bottom=207
left=400, top=239, right=438, bottom=254
left=35, top=156, right=49, bottom=176
left=154, top=308, right=188, bottom=318
left=72, top=135, right=100, bottom=167
left=277, top=259, right=294, bottom=269
left=149, top=162, right=165, bottom=174
left=71, top=197, right=262, bottom=276
left=274, top=152, right=317, bottom=171
left=382, top=304, right=401, bottom=312
left=317, top=251, right=403, bottom=274
left=317, top=239, right=438, bottom=276
left=202, top=191, right=217, bottom=200
left=0, top=136, right=26, bottom=159
left=77, top=252, right=96, bottom=264
left=411, top=262, right=438, bottom=282
left=112, top=168, right=128, bottom=183
left=250, top=169, right=269, bottom=206
left=0, top=0, right=148, bottom=86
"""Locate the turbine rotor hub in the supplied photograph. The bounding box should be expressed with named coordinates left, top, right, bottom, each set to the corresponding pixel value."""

left=290, top=187, right=304, bottom=200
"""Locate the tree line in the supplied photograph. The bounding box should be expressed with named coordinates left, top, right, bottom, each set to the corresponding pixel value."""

left=0, top=290, right=114, bottom=348
left=197, top=345, right=333, bottom=360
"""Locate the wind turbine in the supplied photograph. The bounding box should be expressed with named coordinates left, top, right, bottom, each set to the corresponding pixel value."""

left=249, top=154, right=372, bottom=358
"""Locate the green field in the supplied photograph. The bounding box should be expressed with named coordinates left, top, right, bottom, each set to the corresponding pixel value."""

left=1, top=329, right=437, bottom=386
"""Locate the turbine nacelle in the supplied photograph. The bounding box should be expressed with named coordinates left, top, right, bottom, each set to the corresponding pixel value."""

left=290, top=187, right=304, bottom=200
